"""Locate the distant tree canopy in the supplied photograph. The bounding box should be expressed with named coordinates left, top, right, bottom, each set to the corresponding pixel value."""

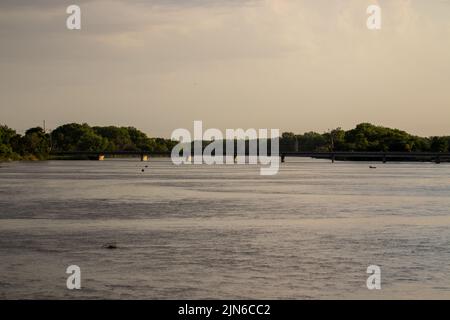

left=285, top=123, right=449, bottom=153
left=1, top=122, right=449, bottom=161
left=51, top=123, right=106, bottom=152
left=0, top=125, right=50, bottom=160
left=0, top=123, right=177, bottom=160
left=50, top=123, right=177, bottom=153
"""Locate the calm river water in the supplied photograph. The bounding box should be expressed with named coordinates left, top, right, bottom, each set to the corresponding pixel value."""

left=0, top=159, right=449, bottom=299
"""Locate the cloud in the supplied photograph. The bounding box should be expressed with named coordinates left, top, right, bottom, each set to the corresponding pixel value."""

left=1, top=0, right=450, bottom=136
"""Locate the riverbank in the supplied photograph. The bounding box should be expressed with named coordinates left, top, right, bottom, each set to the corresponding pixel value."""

left=2, top=157, right=449, bottom=163
left=0, top=154, right=40, bottom=162
left=1, top=155, right=170, bottom=162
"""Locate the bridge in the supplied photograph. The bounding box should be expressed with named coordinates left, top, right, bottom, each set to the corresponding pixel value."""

left=50, top=151, right=450, bottom=163
left=280, top=151, right=450, bottom=163
left=50, top=151, right=170, bottom=161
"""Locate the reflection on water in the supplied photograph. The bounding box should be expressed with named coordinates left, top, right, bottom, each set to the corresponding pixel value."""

left=0, top=159, right=450, bottom=299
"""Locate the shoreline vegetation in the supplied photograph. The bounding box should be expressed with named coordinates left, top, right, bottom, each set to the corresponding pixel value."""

left=1, top=122, right=449, bottom=162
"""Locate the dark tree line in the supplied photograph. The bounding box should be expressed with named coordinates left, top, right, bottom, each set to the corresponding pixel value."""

left=0, top=123, right=177, bottom=160
left=281, top=123, right=450, bottom=153
left=0, top=125, right=50, bottom=160
left=50, top=123, right=177, bottom=153
left=1, top=122, right=449, bottom=161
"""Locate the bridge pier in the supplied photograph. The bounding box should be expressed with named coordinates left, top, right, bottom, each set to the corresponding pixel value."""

left=140, top=154, right=149, bottom=162
left=98, top=154, right=105, bottom=161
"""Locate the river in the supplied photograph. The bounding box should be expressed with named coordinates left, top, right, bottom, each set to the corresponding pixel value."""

left=0, top=159, right=449, bottom=299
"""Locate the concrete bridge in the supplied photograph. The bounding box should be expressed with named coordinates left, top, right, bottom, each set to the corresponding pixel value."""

left=50, top=151, right=450, bottom=163
left=280, top=151, right=450, bottom=164
left=50, top=151, right=169, bottom=161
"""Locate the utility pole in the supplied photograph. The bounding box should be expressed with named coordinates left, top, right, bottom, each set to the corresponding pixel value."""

left=328, top=128, right=335, bottom=163
left=328, top=129, right=334, bottom=152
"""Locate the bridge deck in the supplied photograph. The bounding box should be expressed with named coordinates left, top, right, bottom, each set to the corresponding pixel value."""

left=282, top=152, right=450, bottom=158
left=50, top=151, right=450, bottom=158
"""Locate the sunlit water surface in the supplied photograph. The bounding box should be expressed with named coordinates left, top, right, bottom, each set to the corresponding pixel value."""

left=1, top=159, right=449, bottom=299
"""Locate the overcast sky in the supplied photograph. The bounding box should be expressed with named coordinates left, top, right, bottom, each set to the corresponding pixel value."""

left=1, top=0, right=449, bottom=136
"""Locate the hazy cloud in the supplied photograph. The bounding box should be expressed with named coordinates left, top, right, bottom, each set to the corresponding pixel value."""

left=1, top=0, right=450, bottom=136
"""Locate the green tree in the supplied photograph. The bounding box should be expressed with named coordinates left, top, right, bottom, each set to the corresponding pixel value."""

left=51, top=123, right=108, bottom=152
left=280, top=132, right=297, bottom=152
left=0, top=125, right=20, bottom=160
left=430, top=136, right=449, bottom=152
left=93, top=126, right=134, bottom=151
left=20, top=127, right=50, bottom=158
left=126, top=127, right=153, bottom=151
left=296, top=132, right=328, bottom=151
